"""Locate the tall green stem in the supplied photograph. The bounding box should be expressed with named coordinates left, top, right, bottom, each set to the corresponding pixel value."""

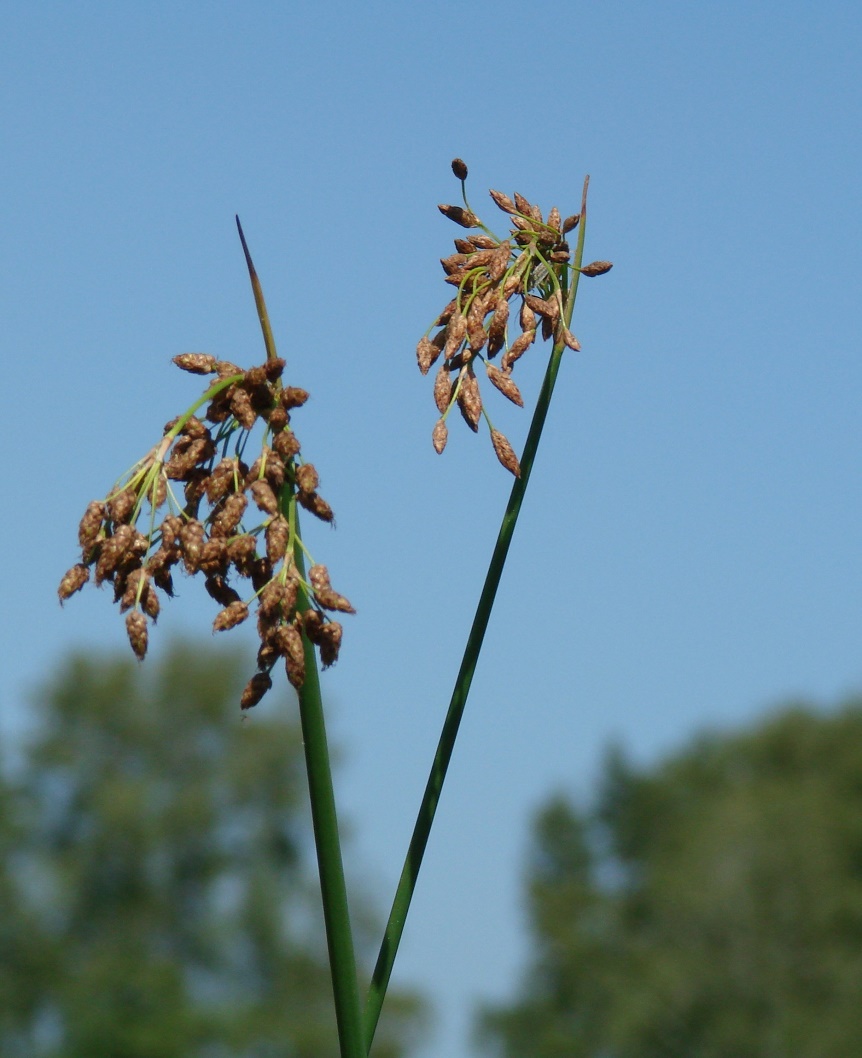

left=293, top=527, right=365, bottom=1058
left=238, top=218, right=363, bottom=1058
left=363, top=177, right=591, bottom=1050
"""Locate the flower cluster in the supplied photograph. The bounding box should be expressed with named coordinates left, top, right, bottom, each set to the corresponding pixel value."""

left=417, top=159, right=612, bottom=475
left=58, top=352, right=353, bottom=709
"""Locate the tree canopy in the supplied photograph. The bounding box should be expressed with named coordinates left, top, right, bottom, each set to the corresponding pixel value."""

left=0, top=642, right=422, bottom=1058
left=478, top=701, right=862, bottom=1058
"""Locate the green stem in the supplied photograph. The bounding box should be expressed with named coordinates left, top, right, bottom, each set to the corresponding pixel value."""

left=237, top=219, right=362, bottom=1058
left=363, top=176, right=591, bottom=1051
left=291, top=505, right=365, bottom=1058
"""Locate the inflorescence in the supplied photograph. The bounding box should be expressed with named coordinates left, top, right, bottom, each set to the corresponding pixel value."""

left=418, top=159, right=612, bottom=475
left=58, top=348, right=352, bottom=710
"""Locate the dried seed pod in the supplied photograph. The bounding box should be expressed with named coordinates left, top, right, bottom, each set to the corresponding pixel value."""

left=258, top=579, right=287, bottom=619
left=524, top=294, right=559, bottom=321
left=437, top=204, right=479, bottom=228
left=451, top=157, right=468, bottom=180
left=489, top=189, right=517, bottom=214
left=579, top=260, right=613, bottom=277
left=179, top=519, right=206, bottom=573
left=205, top=574, right=241, bottom=606
left=487, top=298, right=510, bottom=356
left=265, top=515, right=290, bottom=564
left=295, top=463, right=319, bottom=495
left=58, top=563, right=90, bottom=603
left=490, top=429, right=521, bottom=477
left=241, top=671, right=272, bottom=709
left=78, top=501, right=106, bottom=551
left=314, top=586, right=356, bottom=614
left=281, top=386, right=309, bottom=409
left=226, top=534, right=258, bottom=576
left=172, top=353, right=217, bottom=374
left=279, top=624, right=306, bottom=688
left=297, top=491, right=334, bottom=524
left=417, top=336, right=441, bottom=376
left=519, top=300, right=537, bottom=332
left=216, top=360, right=243, bottom=378
left=501, top=328, right=536, bottom=372
left=317, top=620, right=343, bottom=668
left=440, top=252, right=469, bottom=276
left=250, top=480, right=279, bottom=515
left=562, top=213, right=580, bottom=233
left=126, top=611, right=148, bottom=660
left=272, top=429, right=301, bottom=462
left=486, top=364, right=524, bottom=407
left=433, top=362, right=453, bottom=414
left=513, top=192, right=533, bottom=216
left=199, top=537, right=228, bottom=575
left=557, top=326, right=581, bottom=352
left=443, top=313, right=468, bottom=358
left=456, top=370, right=482, bottom=432
left=180, top=415, right=209, bottom=440
left=267, top=406, right=288, bottom=432
left=107, top=488, right=137, bottom=525
left=432, top=418, right=448, bottom=454
left=213, top=600, right=250, bottom=632
left=229, top=388, right=258, bottom=429
left=206, top=458, right=240, bottom=503
left=250, top=557, right=274, bottom=592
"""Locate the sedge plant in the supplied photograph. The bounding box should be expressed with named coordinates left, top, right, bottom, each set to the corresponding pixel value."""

left=58, top=159, right=611, bottom=1058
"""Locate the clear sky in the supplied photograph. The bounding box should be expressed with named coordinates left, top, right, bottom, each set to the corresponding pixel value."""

left=3, top=3, right=861, bottom=1057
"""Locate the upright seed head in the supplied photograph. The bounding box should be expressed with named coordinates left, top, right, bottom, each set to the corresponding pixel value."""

left=451, top=158, right=469, bottom=180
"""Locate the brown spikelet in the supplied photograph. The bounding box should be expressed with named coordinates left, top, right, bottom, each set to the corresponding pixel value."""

left=241, top=671, right=272, bottom=709
left=297, top=492, right=334, bottom=524
left=229, top=388, right=258, bottom=429
left=490, top=429, right=521, bottom=477
left=172, top=353, right=218, bottom=374
left=250, top=480, right=279, bottom=515
left=199, top=537, right=228, bottom=576
left=211, top=493, right=248, bottom=537
left=579, top=260, right=613, bottom=277
left=226, top=534, right=257, bottom=576
left=486, top=364, right=524, bottom=407
left=213, top=600, right=250, bottom=632
left=434, top=363, right=453, bottom=413
left=126, top=611, right=148, bottom=660
left=268, top=406, right=288, bottom=432
left=78, top=501, right=106, bottom=551
left=314, top=587, right=356, bottom=614
left=437, top=204, right=479, bottom=228
left=547, top=206, right=562, bottom=232
left=179, top=520, right=206, bottom=573
left=432, top=418, right=448, bottom=453
left=204, top=574, right=241, bottom=606
left=451, top=158, right=468, bottom=180
left=456, top=370, right=482, bottom=432
left=58, top=564, right=90, bottom=603
left=272, top=429, right=301, bottom=462
left=487, top=298, right=510, bottom=356
left=524, top=294, right=559, bottom=321
left=295, top=463, right=319, bottom=495
left=107, top=488, right=137, bottom=525
left=417, top=336, right=441, bottom=376
left=265, top=515, right=290, bottom=564
left=489, top=189, right=517, bottom=214
left=318, top=620, right=343, bottom=668
left=206, top=458, right=240, bottom=502
left=558, top=327, right=581, bottom=351
left=280, top=625, right=306, bottom=688
left=501, top=329, right=535, bottom=372
left=562, top=213, right=580, bottom=233
left=281, top=386, right=309, bottom=409
left=258, top=579, right=287, bottom=618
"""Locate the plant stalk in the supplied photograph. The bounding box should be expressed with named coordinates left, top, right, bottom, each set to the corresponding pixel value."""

left=363, top=176, right=591, bottom=1050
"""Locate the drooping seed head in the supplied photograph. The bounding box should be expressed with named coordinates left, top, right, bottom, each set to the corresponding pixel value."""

left=126, top=611, right=148, bottom=660
left=241, top=671, right=272, bottom=709
left=485, top=364, right=524, bottom=407
left=172, top=353, right=218, bottom=375
left=213, top=600, right=250, bottom=632
left=295, top=463, right=319, bottom=495
left=490, top=429, right=521, bottom=477
left=58, top=563, right=90, bottom=603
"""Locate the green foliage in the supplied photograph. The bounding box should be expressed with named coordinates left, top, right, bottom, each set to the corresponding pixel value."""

left=0, top=642, right=422, bottom=1058
left=478, top=701, right=862, bottom=1058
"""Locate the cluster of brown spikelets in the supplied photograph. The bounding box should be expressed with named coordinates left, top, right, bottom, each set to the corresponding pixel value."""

left=418, top=159, right=611, bottom=475
left=58, top=351, right=352, bottom=709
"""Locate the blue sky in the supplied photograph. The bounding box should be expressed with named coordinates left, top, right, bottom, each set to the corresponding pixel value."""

left=3, top=3, right=861, bottom=1056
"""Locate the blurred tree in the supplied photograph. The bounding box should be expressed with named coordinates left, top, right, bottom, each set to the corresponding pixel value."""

left=0, top=642, right=423, bottom=1058
left=478, top=701, right=862, bottom=1058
